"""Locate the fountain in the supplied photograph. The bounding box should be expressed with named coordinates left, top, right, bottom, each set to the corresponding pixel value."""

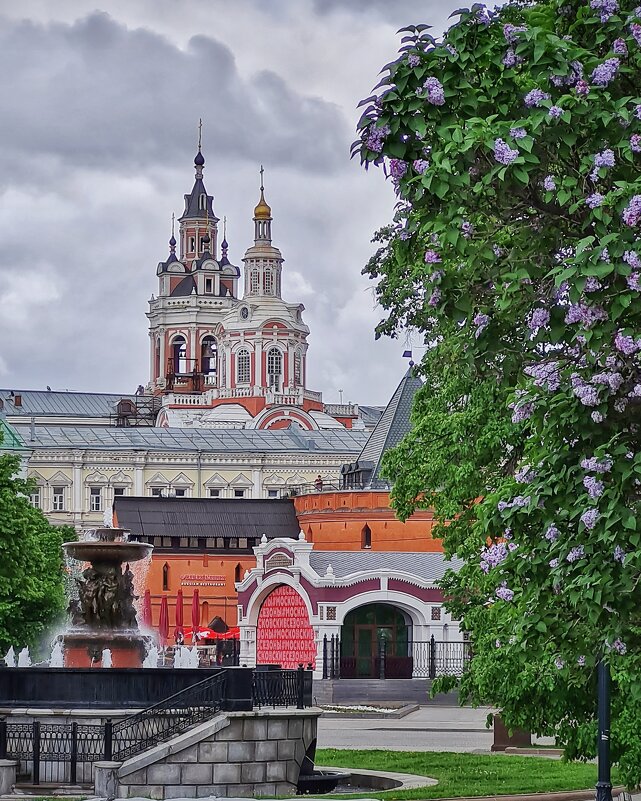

left=62, top=527, right=153, bottom=668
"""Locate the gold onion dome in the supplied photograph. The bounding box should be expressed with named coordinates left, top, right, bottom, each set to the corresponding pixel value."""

left=254, top=188, right=271, bottom=220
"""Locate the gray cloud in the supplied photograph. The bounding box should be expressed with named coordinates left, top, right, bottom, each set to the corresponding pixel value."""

left=0, top=12, right=347, bottom=185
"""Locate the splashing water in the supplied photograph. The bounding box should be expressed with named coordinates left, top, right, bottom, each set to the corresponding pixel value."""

left=142, top=645, right=160, bottom=668
left=17, top=647, right=31, bottom=667
left=50, top=640, right=64, bottom=667
left=101, top=649, right=113, bottom=668
left=4, top=647, right=16, bottom=667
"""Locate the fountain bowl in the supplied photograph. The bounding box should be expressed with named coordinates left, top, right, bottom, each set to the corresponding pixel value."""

left=64, top=540, right=152, bottom=564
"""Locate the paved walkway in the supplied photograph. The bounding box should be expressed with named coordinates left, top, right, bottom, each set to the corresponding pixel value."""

left=317, top=704, right=498, bottom=752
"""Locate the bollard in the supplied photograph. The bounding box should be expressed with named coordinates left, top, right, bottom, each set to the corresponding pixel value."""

left=94, top=761, right=122, bottom=801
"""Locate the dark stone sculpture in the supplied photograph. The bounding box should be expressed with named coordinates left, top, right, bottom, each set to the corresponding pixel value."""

left=71, top=563, right=139, bottom=629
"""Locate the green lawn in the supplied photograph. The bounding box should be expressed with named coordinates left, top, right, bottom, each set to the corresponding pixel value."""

left=315, top=749, right=621, bottom=800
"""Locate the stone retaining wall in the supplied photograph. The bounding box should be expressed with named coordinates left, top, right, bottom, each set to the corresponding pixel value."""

left=114, top=708, right=320, bottom=799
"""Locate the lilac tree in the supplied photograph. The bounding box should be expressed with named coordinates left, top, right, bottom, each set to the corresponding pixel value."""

left=356, top=0, right=641, bottom=783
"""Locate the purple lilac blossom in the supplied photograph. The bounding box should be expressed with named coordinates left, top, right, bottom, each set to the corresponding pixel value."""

left=407, top=54, right=421, bottom=67
left=611, top=638, right=627, bottom=654
left=590, top=0, right=619, bottom=21
left=613, top=38, right=628, bottom=56
left=581, top=456, right=613, bottom=472
left=495, top=639, right=501, bottom=648
left=389, top=159, right=407, bottom=180
left=627, top=272, right=641, bottom=290
left=503, top=24, right=527, bottom=42
left=503, top=49, right=518, bottom=68
left=583, top=476, right=605, bottom=498
left=543, top=175, right=556, bottom=191
left=628, top=383, right=641, bottom=398
left=565, top=302, right=608, bottom=327
left=510, top=127, right=527, bottom=139
left=586, top=193, right=605, bottom=209
left=592, top=371, right=624, bottom=392
left=624, top=249, right=641, bottom=268
left=549, top=558, right=559, bottom=568
left=428, top=288, right=441, bottom=307
left=495, top=584, right=514, bottom=602
left=423, top=77, right=445, bottom=106
left=614, top=545, right=626, bottom=564
left=584, top=277, right=602, bottom=293
left=575, top=79, right=590, bottom=96
left=631, top=134, right=641, bottom=152
left=524, top=362, right=560, bottom=391
left=445, top=44, right=457, bottom=57
left=413, top=159, right=430, bottom=174
left=615, top=330, right=641, bottom=354
left=591, top=411, right=605, bottom=422
left=545, top=525, right=560, bottom=542
left=494, top=138, right=519, bottom=165
left=631, top=22, right=641, bottom=46
left=430, top=269, right=444, bottom=282
left=591, top=58, right=620, bottom=86
left=524, top=88, right=551, bottom=107
left=615, top=398, right=629, bottom=412
left=511, top=400, right=534, bottom=423
left=424, top=249, right=441, bottom=264
left=529, top=308, right=551, bottom=330
left=571, top=376, right=599, bottom=406
left=594, top=149, right=615, bottom=168
left=580, top=508, right=600, bottom=529
left=567, top=545, right=585, bottom=562
left=555, top=656, right=565, bottom=669
left=480, top=541, right=510, bottom=570
left=548, top=106, right=563, bottom=118
left=364, top=124, right=391, bottom=153
left=461, top=221, right=474, bottom=238
left=473, top=312, right=490, bottom=338
left=515, top=465, right=536, bottom=483
left=635, top=104, right=641, bottom=120
left=623, top=195, right=641, bottom=226
left=577, top=655, right=586, bottom=666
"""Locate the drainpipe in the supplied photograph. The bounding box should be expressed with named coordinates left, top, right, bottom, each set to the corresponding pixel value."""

left=196, top=449, right=202, bottom=498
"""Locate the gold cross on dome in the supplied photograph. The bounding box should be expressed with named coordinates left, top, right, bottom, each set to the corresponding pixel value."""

left=260, top=164, right=264, bottom=191
left=198, top=118, right=203, bottom=151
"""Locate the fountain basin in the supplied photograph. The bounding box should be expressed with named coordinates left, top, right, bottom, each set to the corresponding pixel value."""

left=63, top=540, right=152, bottom=564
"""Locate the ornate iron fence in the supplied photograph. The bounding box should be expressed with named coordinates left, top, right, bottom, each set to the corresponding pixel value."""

left=0, top=667, right=311, bottom=786
left=322, top=634, right=472, bottom=680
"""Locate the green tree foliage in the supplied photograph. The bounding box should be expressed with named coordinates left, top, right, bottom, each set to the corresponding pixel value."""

left=0, top=453, right=73, bottom=651
left=356, top=0, right=641, bottom=784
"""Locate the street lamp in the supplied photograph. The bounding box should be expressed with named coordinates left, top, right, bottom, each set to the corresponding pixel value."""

left=596, top=659, right=612, bottom=801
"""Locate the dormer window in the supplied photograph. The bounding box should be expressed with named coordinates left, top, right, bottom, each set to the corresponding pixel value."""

left=205, top=278, right=213, bottom=294
left=264, top=269, right=273, bottom=295
left=199, top=193, right=207, bottom=210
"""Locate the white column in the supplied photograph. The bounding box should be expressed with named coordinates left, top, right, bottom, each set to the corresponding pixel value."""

left=159, top=330, right=166, bottom=380
left=189, top=326, right=197, bottom=366
left=288, top=342, right=295, bottom=389
left=72, top=454, right=83, bottom=521
left=255, top=340, right=262, bottom=389
left=252, top=468, right=262, bottom=499
left=134, top=458, right=145, bottom=496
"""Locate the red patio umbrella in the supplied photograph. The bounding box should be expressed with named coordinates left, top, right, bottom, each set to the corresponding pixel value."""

left=141, top=589, right=152, bottom=628
left=191, top=589, right=200, bottom=642
left=158, top=595, right=169, bottom=647
left=175, top=589, right=184, bottom=642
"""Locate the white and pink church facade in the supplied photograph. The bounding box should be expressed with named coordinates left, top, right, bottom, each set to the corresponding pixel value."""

left=147, top=151, right=359, bottom=431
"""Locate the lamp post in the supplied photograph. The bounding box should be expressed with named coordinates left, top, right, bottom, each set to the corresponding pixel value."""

left=595, top=658, right=612, bottom=801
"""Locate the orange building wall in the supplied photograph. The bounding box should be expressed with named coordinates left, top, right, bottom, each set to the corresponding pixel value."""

left=144, top=553, right=256, bottom=633
left=293, top=491, right=443, bottom=552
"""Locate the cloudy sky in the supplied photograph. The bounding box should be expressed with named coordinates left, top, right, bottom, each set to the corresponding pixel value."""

left=0, top=0, right=461, bottom=407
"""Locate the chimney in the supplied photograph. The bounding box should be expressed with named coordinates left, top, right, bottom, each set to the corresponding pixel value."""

left=14, top=394, right=22, bottom=407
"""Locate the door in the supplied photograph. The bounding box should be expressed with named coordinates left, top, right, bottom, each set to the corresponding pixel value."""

left=356, top=626, right=375, bottom=677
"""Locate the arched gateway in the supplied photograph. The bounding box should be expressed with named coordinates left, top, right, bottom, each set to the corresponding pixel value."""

left=256, top=585, right=316, bottom=669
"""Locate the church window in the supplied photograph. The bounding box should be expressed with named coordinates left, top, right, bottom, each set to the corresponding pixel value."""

left=90, top=487, right=103, bottom=512
left=264, top=269, right=273, bottom=295
left=294, top=352, right=302, bottom=386
left=250, top=269, right=259, bottom=295
left=199, top=193, right=207, bottom=210
left=30, top=488, right=41, bottom=509
left=52, top=486, right=65, bottom=511
left=162, top=563, right=170, bottom=591
left=200, top=236, right=208, bottom=252
left=201, top=336, right=217, bottom=379
left=267, top=348, right=282, bottom=392
left=237, top=349, right=251, bottom=384
left=205, top=278, right=213, bottom=293
left=234, top=563, right=242, bottom=583
left=171, top=335, right=187, bottom=374
left=189, top=236, right=196, bottom=253
left=113, top=487, right=126, bottom=497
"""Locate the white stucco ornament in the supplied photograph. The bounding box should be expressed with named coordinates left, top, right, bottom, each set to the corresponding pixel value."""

left=260, top=533, right=268, bottom=544
left=325, top=563, right=334, bottom=577
left=298, top=530, right=306, bottom=541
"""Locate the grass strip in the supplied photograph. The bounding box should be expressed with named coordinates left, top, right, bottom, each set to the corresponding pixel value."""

left=315, top=748, right=621, bottom=800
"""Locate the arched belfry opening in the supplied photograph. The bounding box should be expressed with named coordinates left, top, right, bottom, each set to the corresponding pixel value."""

left=361, top=524, right=372, bottom=549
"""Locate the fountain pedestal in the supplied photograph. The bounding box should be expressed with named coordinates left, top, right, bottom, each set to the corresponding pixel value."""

left=62, top=528, right=153, bottom=668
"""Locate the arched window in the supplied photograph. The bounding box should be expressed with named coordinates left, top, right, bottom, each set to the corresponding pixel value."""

left=171, top=335, right=187, bottom=374
left=201, top=336, right=217, bottom=381
left=293, top=351, right=302, bottom=386
left=234, top=563, right=242, bottom=583
left=155, top=338, right=161, bottom=379
left=162, top=562, right=170, bottom=591
left=264, top=269, right=273, bottom=295
left=361, top=524, right=372, bottom=549
left=199, top=193, right=207, bottom=210
left=267, top=348, right=282, bottom=392
left=237, top=349, right=251, bottom=384
left=250, top=269, right=260, bottom=295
